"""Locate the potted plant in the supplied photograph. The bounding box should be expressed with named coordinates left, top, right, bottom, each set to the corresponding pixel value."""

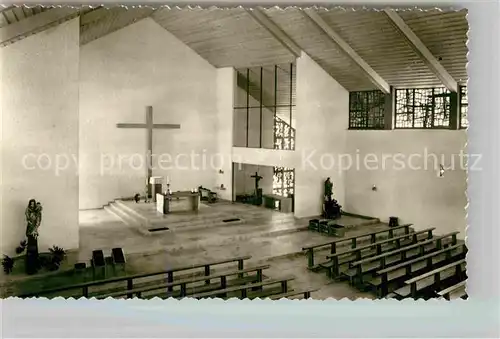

left=15, top=240, right=27, bottom=255
left=44, top=245, right=66, bottom=271
left=2, top=255, right=14, bottom=274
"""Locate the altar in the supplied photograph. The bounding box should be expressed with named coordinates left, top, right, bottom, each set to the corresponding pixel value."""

left=156, top=191, right=200, bottom=214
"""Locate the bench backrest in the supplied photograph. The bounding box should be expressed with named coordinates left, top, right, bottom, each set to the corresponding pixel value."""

left=404, top=259, right=466, bottom=285
left=327, top=227, right=434, bottom=259
left=302, top=223, right=413, bottom=251
left=97, top=264, right=271, bottom=299
left=377, top=243, right=466, bottom=275
left=19, top=255, right=252, bottom=297
left=351, top=231, right=459, bottom=266
left=268, top=288, right=320, bottom=300
left=189, top=276, right=295, bottom=298
left=437, top=280, right=467, bottom=296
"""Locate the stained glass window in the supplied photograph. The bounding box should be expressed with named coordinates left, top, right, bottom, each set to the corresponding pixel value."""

left=274, top=114, right=295, bottom=150
left=349, top=90, right=386, bottom=129
left=395, top=87, right=452, bottom=129
left=459, top=86, right=468, bottom=129
left=273, top=167, right=295, bottom=197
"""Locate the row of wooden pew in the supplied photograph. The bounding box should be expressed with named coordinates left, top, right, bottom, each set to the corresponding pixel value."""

left=18, top=256, right=317, bottom=300
left=303, top=224, right=467, bottom=300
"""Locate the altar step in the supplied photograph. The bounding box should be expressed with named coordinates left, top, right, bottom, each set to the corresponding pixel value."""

left=104, top=201, right=151, bottom=235
left=104, top=199, right=302, bottom=236
left=336, top=216, right=380, bottom=229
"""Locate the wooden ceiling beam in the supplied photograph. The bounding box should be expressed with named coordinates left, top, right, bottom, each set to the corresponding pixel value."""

left=302, top=8, right=391, bottom=94
left=245, top=7, right=302, bottom=58
left=0, top=5, right=15, bottom=15
left=0, top=7, right=80, bottom=47
left=383, top=8, right=458, bottom=92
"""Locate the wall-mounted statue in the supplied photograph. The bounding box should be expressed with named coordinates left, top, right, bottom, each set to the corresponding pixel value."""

left=25, top=199, right=42, bottom=274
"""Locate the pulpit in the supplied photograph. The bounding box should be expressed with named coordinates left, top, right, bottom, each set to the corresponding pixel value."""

left=149, top=176, right=164, bottom=202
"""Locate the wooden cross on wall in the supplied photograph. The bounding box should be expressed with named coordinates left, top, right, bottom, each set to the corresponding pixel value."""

left=117, top=106, right=181, bottom=196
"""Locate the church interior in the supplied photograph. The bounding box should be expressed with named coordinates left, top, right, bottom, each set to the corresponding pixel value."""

left=0, top=6, right=468, bottom=300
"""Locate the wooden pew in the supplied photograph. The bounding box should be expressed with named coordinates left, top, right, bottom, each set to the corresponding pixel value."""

left=369, top=243, right=467, bottom=297
left=18, top=255, right=252, bottom=298
left=302, top=224, right=413, bottom=269
left=96, top=265, right=270, bottom=299
left=346, top=232, right=459, bottom=285
left=189, top=276, right=296, bottom=299
left=324, top=227, right=435, bottom=278
left=437, top=280, right=467, bottom=300
left=268, top=288, right=319, bottom=300
left=393, top=259, right=467, bottom=299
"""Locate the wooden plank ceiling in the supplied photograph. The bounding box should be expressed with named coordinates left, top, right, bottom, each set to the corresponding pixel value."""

left=0, top=6, right=468, bottom=91
left=151, top=7, right=296, bottom=68
left=0, top=5, right=49, bottom=28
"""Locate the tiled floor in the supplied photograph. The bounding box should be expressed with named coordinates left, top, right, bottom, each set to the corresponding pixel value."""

left=76, top=201, right=383, bottom=299
left=2, top=201, right=385, bottom=299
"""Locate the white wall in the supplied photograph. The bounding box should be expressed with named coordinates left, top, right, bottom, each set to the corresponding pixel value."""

left=294, top=52, right=348, bottom=218
left=345, top=130, right=467, bottom=237
left=232, top=53, right=348, bottom=218
left=232, top=147, right=297, bottom=168
left=1, top=19, right=80, bottom=255
left=215, top=68, right=234, bottom=200
left=79, top=18, right=218, bottom=209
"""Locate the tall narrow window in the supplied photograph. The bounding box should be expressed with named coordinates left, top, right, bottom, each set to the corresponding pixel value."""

left=459, top=86, right=468, bottom=129
left=349, top=90, right=386, bottom=129
left=273, top=167, right=295, bottom=197
left=233, top=63, right=296, bottom=150
left=395, top=87, right=451, bottom=129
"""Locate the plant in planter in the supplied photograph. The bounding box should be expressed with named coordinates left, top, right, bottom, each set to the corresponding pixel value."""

left=50, top=245, right=66, bottom=262
left=15, top=240, right=27, bottom=255
left=44, top=245, right=66, bottom=271
left=2, top=255, right=14, bottom=274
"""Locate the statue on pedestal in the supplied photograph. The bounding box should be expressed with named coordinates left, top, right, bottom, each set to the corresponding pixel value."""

left=323, top=178, right=342, bottom=219
left=25, top=199, right=42, bottom=274
left=324, top=177, right=333, bottom=202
